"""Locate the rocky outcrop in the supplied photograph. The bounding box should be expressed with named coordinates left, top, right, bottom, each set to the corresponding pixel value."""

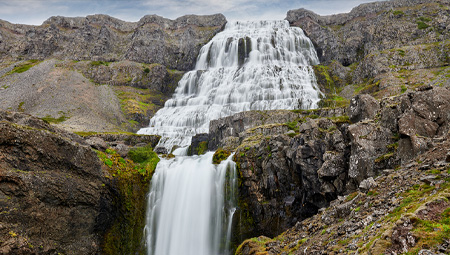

left=0, top=14, right=227, bottom=71
left=236, top=130, right=450, bottom=254
left=233, top=117, right=351, bottom=240
left=0, top=111, right=110, bottom=254
left=222, top=87, right=450, bottom=241
left=286, top=0, right=449, bottom=66
left=287, top=0, right=450, bottom=90
left=348, top=94, right=380, bottom=123
left=208, top=108, right=347, bottom=151
left=0, top=110, right=159, bottom=254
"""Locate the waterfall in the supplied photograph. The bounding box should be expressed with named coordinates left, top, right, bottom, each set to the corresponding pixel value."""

left=144, top=151, right=237, bottom=255
left=142, top=20, right=320, bottom=255
left=137, top=20, right=320, bottom=150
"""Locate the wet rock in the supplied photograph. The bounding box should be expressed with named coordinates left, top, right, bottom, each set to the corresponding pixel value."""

left=189, top=133, right=209, bottom=155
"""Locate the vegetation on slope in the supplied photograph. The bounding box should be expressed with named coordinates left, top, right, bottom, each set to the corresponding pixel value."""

left=98, top=145, right=159, bottom=255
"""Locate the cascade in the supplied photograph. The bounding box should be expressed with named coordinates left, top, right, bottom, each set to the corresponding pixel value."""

left=137, top=20, right=320, bottom=150
left=144, top=150, right=237, bottom=255
left=142, top=20, right=320, bottom=255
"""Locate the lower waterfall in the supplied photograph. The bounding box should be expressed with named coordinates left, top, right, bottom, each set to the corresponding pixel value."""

left=141, top=20, right=320, bottom=255
left=144, top=150, right=237, bottom=255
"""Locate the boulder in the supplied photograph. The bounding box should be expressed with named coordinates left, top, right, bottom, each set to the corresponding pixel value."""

left=348, top=94, right=380, bottom=123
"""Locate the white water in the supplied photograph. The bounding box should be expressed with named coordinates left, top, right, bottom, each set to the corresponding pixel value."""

left=138, top=20, right=320, bottom=150
left=144, top=151, right=237, bottom=255
left=142, top=20, right=321, bottom=255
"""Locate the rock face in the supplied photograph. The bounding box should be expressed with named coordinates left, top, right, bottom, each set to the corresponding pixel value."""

left=0, top=111, right=111, bottom=254
left=287, top=0, right=450, bottom=86
left=0, top=14, right=227, bottom=71
left=208, top=108, right=347, bottom=151
left=286, top=0, right=449, bottom=66
left=0, top=110, right=159, bottom=254
left=207, top=87, right=450, bottom=241
left=235, top=133, right=450, bottom=254
left=348, top=94, right=380, bottom=123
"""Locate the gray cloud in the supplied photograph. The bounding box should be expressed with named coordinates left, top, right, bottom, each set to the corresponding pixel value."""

left=0, top=0, right=377, bottom=25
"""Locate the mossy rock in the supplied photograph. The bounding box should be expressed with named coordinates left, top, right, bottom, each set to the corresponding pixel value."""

left=98, top=146, right=159, bottom=254
left=212, top=149, right=231, bottom=164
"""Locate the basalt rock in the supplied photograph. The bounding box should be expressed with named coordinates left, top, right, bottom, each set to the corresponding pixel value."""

left=0, top=109, right=159, bottom=254
left=0, top=117, right=111, bottom=254
left=227, top=87, right=450, bottom=241
left=233, top=117, right=351, bottom=239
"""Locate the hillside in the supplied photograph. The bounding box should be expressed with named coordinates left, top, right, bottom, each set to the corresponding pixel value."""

left=0, top=14, right=226, bottom=132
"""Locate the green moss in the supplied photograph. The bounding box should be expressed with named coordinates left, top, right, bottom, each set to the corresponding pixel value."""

left=41, top=112, right=69, bottom=124
left=318, top=95, right=350, bottom=108
left=286, top=120, right=300, bottom=132
left=128, top=145, right=160, bottom=171
left=418, top=16, right=432, bottom=22
left=374, top=152, right=394, bottom=163
left=90, top=61, right=109, bottom=66
left=212, top=149, right=231, bottom=164
left=98, top=146, right=159, bottom=254
left=196, top=141, right=208, bottom=155
left=386, top=142, right=399, bottom=151
left=328, top=115, right=351, bottom=125
left=401, top=85, right=407, bottom=93
left=4, top=59, right=40, bottom=76
left=392, top=10, right=405, bottom=16
left=417, top=21, right=430, bottom=29
left=18, top=102, right=25, bottom=112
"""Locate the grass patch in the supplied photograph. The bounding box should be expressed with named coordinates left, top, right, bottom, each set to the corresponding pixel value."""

left=90, top=60, right=109, bottom=66
left=41, top=111, right=69, bottom=124
left=417, top=21, right=430, bottom=29
left=401, top=85, right=407, bottom=93
left=328, top=115, right=351, bottom=125
left=18, top=102, right=25, bottom=112
left=318, top=95, right=350, bottom=108
left=4, top=59, right=41, bottom=76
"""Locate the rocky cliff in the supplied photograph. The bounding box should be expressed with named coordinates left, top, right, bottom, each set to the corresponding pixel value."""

left=0, top=109, right=160, bottom=254
left=198, top=87, right=449, bottom=244
left=287, top=0, right=450, bottom=103
left=0, top=14, right=226, bottom=71
left=0, top=14, right=226, bottom=133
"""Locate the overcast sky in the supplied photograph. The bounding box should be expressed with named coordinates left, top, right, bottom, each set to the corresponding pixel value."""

left=0, top=0, right=378, bottom=25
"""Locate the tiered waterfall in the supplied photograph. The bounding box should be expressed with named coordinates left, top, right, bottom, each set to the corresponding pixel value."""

left=137, top=20, right=320, bottom=150
left=142, top=20, right=320, bottom=255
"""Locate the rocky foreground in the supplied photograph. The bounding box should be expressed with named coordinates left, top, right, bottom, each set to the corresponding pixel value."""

left=0, top=110, right=160, bottom=254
